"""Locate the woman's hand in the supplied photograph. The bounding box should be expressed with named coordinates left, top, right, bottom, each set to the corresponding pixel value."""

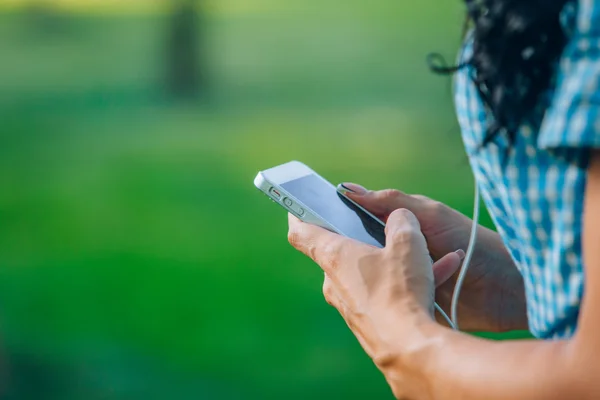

left=287, top=209, right=464, bottom=394
left=337, top=183, right=528, bottom=333
left=282, top=154, right=600, bottom=400
left=338, top=183, right=489, bottom=265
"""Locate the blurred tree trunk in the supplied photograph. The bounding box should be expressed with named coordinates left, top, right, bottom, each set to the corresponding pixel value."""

left=165, top=0, right=207, bottom=100
left=24, top=1, right=72, bottom=38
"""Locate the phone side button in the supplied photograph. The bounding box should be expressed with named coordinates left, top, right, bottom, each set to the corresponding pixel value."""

left=288, top=201, right=304, bottom=217
left=269, top=187, right=282, bottom=200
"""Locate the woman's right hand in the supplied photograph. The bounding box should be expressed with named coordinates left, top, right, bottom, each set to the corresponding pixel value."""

left=339, top=183, right=529, bottom=333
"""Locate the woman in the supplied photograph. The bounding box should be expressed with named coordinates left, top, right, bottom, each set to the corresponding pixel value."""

left=287, top=0, right=600, bottom=398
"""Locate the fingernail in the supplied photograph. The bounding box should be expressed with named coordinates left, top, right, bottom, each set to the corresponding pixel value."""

left=455, top=249, right=466, bottom=261
left=339, top=183, right=367, bottom=195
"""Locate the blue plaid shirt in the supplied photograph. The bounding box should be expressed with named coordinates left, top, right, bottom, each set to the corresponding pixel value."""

left=454, top=1, right=600, bottom=339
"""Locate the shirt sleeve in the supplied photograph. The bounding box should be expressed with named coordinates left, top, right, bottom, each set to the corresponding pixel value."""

left=538, top=0, right=600, bottom=150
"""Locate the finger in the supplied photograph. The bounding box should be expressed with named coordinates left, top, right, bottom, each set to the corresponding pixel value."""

left=338, top=184, right=421, bottom=220
left=288, top=214, right=361, bottom=274
left=323, top=274, right=340, bottom=308
left=433, top=250, right=465, bottom=287
left=384, top=208, right=427, bottom=250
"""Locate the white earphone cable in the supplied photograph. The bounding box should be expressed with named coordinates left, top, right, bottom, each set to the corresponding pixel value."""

left=434, top=178, right=481, bottom=331
left=434, top=303, right=456, bottom=329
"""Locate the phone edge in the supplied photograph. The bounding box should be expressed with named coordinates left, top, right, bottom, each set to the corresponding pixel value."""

left=254, top=171, right=340, bottom=233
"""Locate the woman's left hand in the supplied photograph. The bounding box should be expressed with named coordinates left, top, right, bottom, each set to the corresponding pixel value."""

left=287, top=209, right=464, bottom=397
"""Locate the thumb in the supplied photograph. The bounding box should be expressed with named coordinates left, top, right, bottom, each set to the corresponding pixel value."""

left=433, top=250, right=465, bottom=287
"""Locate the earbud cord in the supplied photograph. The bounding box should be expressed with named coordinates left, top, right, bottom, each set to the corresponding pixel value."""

left=434, top=179, right=481, bottom=331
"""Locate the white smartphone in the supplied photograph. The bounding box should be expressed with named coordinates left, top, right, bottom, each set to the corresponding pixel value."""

left=254, top=160, right=386, bottom=248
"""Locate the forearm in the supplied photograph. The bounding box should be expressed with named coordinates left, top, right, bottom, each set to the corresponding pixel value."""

left=398, top=153, right=600, bottom=399
left=435, top=225, right=528, bottom=332
left=386, top=320, right=590, bottom=400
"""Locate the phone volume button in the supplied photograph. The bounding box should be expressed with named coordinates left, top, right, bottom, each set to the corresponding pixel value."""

left=285, top=199, right=304, bottom=217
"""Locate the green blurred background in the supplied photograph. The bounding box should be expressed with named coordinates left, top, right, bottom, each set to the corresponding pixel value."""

left=0, top=1, right=526, bottom=399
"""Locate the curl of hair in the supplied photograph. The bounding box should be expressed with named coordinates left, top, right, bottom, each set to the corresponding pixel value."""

left=431, top=0, right=570, bottom=148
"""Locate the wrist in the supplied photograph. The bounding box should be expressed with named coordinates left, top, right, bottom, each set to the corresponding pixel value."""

left=374, top=303, right=436, bottom=367
left=374, top=311, right=442, bottom=400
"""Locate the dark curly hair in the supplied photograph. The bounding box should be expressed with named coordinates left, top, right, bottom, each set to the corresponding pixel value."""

left=430, top=0, right=571, bottom=148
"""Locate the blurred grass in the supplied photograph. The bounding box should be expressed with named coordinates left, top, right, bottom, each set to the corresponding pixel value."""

left=0, top=2, right=528, bottom=399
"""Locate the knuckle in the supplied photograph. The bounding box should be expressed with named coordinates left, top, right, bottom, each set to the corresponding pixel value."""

left=307, top=244, right=319, bottom=261
left=387, top=215, right=422, bottom=244
left=411, top=194, right=429, bottom=201
left=412, top=195, right=443, bottom=214
left=390, top=227, right=421, bottom=244
left=287, top=230, right=302, bottom=249
left=398, top=208, right=414, bottom=217
left=323, top=292, right=335, bottom=306
left=411, top=194, right=432, bottom=204
left=374, top=351, right=399, bottom=370
left=380, top=189, right=403, bottom=202
left=426, top=199, right=444, bottom=215
left=390, top=207, right=415, bottom=221
left=323, top=284, right=332, bottom=298
left=322, top=280, right=336, bottom=306
left=320, top=243, right=340, bottom=270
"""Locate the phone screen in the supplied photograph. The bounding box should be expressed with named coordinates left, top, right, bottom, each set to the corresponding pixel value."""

left=281, top=174, right=386, bottom=247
